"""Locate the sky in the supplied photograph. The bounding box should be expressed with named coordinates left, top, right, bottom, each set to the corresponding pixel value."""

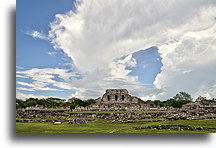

left=16, top=0, right=215, bottom=101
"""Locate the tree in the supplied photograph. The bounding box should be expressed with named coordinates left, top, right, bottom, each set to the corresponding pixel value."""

left=146, top=100, right=155, bottom=107
left=163, top=92, right=193, bottom=108
left=69, top=103, right=77, bottom=109
left=173, top=92, right=192, bottom=101
left=196, top=96, right=207, bottom=102
left=163, top=98, right=190, bottom=108
left=16, top=99, right=24, bottom=109
left=83, top=99, right=96, bottom=106
left=154, top=100, right=162, bottom=107
left=68, top=98, right=85, bottom=106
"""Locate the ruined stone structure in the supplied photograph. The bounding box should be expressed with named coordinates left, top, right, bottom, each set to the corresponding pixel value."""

left=74, top=89, right=148, bottom=111
left=16, top=107, right=216, bottom=124
left=15, top=89, right=216, bottom=128
left=182, top=101, right=216, bottom=111
left=16, top=89, right=216, bottom=125
left=99, top=89, right=139, bottom=104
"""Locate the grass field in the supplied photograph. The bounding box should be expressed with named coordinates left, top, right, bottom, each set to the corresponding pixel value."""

left=16, top=119, right=216, bottom=133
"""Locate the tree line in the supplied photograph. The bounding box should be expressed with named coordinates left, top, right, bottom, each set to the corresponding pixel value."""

left=140, top=92, right=215, bottom=108
left=16, top=97, right=96, bottom=109
left=16, top=92, right=215, bottom=109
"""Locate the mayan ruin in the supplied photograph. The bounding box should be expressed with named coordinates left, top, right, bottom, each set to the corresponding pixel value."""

left=16, top=89, right=216, bottom=131
left=75, top=89, right=148, bottom=111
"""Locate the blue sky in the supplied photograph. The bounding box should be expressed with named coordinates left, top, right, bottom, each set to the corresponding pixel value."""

left=128, top=47, right=163, bottom=88
left=16, top=0, right=76, bottom=99
left=16, top=0, right=74, bottom=69
left=16, top=0, right=215, bottom=100
left=16, top=0, right=163, bottom=100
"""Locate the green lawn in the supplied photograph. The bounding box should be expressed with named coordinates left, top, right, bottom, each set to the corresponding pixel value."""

left=135, top=117, right=167, bottom=121
left=16, top=119, right=216, bottom=133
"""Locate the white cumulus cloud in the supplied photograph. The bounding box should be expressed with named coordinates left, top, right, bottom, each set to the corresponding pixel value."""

left=16, top=68, right=79, bottom=92
left=16, top=91, right=64, bottom=100
left=49, top=0, right=215, bottom=73
left=24, top=0, right=216, bottom=100
left=154, top=25, right=216, bottom=100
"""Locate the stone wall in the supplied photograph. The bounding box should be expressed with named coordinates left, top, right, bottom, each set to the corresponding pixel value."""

left=75, top=103, right=149, bottom=111
left=182, top=101, right=216, bottom=111
left=16, top=108, right=216, bottom=124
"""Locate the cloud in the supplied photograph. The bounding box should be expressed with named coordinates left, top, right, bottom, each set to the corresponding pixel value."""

left=16, top=74, right=28, bottom=78
left=26, top=30, right=49, bottom=40
left=16, top=91, right=64, bottom=100
left=16, top=60, right=143, bottom=100
left=16, top=66, right=24, bottom=69
left=24, top=0, right=215, bottom=100
left=16, top=68, right=79, bottom=93
left=47, top=51, right=57, bottom=56
left=49, top=0, right=215, bottom=73
left=17, top=81, right=35, bottom=88
left=67, top=54, right=160, bottom=99
left=154, top=25, right=216, bottom=100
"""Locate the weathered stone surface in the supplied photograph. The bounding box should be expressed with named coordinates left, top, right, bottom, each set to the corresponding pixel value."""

left=132, top=125, right=205, bottom=131
left=74, top=89, right=147, bottom=111
left=182, top=101, right=216, bottom=111
left=16, top=108, right=216, bottom=123
left=100, top=89, right=139, bottom=104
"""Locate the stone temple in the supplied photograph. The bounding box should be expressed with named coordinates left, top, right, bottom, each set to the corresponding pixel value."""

left=74, top=89, right=148, bottom=111
left=99, top=89, right=139, bottom=104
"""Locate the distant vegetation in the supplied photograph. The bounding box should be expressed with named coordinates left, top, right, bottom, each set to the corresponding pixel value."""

left=16, top=92, right=215, bottom=109
left=140, top=92, right=215, bottom=108
left=141, top=92, right=193, bottom=108
left=16, top=97, right=95, bottom=109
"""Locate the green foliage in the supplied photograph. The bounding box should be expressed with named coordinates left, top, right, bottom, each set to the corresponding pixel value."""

left=83, top=99, right=96, bottom=106
left=16, top=98, right=23, bottom=104
left=146, top=100, right=155, bottom=107
left=196, top=96, right=207, bottom=102
left=173, top=92, right=192, bottom=101
left=69, top=103, right=77, bottom=109
left=162, top=92, right=192, bottom=108
left=163, top=99, right=191, bottom=108
left=16, top=97, right=96, bottom=109
left=140, top=92, right=192, bottom=108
